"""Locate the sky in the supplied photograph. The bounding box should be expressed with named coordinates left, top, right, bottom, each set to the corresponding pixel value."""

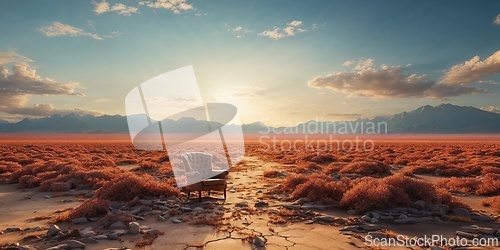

left=0, top=0, right=499, bottom=124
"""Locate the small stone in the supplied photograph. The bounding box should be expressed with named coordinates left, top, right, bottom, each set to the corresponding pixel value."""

left=453, top=208, right=472, bottom=217
left=456, top=231, right=475, bottom=239
left=80, top=237, right=98, bottom=244
left=109, top=221, right=126, bottom=229
left=370, top=212, right=381, bottom=219
left=71, top=217, right=88, bottom=224
left=129, top=222, right=140, bottom=235
left=358, top=224, right=382, bottom=231
left=398, top=214, right=408, bottom=219
left=171, top=218, right=182, bottom=224
left=368, top=232, right=386, bottom=239
left=347, top=209, right=357, bottom=215
left=112, top=229, right=128, bottom=236
left=314, top=215, right=336, bottom=223
left=340, top=225, right=358, bottom=232
left=472, top=215, right=493, bottom=222
left=47, top=224, right=61, bottom=237
left=253, top=236, right=265, bottom=247
left=193, top=207, right=204, bottom=212
left=5, top=227, right=22, bottom=232
left=414, top=200, right=426, bottom=210
left=180, top=206, right=192, bottom=212
left=235, top=202, right=248, bottom=208
left=139, top=199, right=153, bottom=205
left=254, top=201, right=268, bottom=208
left=380, top=215, right=394, bottom=220
left=361, top=215, right=371, bottom=222
left=107, top=234, right=119, bottom=240
left=94, top=234, right=108, bottom=240
left=46, top=244, right=69, bottom=250
left=60, top=240, right=85, bottom=249
left=394, top=218, right=415, bottom=224
left=370, top=218, right=379, bottom=224
left=44, top=195, right=51, bottom=198
left=229, top=189, right=236, bottom=193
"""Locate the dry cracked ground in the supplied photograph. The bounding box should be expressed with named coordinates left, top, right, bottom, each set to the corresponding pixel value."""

left=1, top=156, right=499, bottom=249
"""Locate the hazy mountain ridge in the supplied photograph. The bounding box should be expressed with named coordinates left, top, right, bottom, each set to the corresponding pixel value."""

left=0, top=104, right=498, bottom=133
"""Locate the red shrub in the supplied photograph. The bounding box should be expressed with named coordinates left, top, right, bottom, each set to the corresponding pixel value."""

left=339, top=160, right=391, bottom=176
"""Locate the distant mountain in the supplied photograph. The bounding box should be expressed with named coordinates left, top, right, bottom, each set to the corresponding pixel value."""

left=384, top=103, right=500, bottom=133
left=0, top=104, right=498, bottom=133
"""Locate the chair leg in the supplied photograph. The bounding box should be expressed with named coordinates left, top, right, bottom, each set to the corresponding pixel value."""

left=224, top=188, right=226, bottom=199
left=199, top=191, right=202, bottom=202
left=187, top=190, right=190, bottom=200
left=208, top=190, right=211, bottom=196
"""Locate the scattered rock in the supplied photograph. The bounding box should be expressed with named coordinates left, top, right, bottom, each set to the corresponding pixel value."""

left=340, top=226, right=359, bottom=232
left=395, top=218, right=415, bottom=224
left=81, top=227, right=94, bottom=237
left=129, top=222, right=140, bottom=235
left=380, top=215, right=394, bottom=220
left=314, top=215, right=336, bottom=223
left=109, top=221, right=126, bottom=229
left=5, top=227, right=22, bottom=232
left=398, top=214, right=408, bottom=219
left=370, top=218, right=379, bottom=223
left=46, top=244, right=69, bottom=250
left=254, top=201, right=268, bottom=208
left=347, top=209, right=357, bottom=215
left=180, top=206, right=192, bottom=212
left=455, top=231, right=475, bottom=239
left=414, top=200, right=426, bottom=210
left=60, top=240, right=85, bottom=249
left=80, top=238, right=98, bottom=244
left=171, top=218, right=182, bottom=224
left=453, top=208, right=472, bottom=217
left=370, top=212, right=381, bottom=219
left=235, top=202, right=248, bottom=208
left=193, top=207, right=204, bottom=212
left=94, top=234, right=108, bottom=240
left=472, top=214, right=493, bottom=222
left=358, top=224, right=382, bottom=231
left=253, top=236, right=266, bottom=247
left=47, top=224, right=61, bottom=237
left=71, top=217, right=88, bottom=224
left=368, top=232, right=386, bottom=239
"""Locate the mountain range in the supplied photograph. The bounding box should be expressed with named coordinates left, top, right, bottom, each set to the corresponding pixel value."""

left=0, top=104, right=498, bottom=134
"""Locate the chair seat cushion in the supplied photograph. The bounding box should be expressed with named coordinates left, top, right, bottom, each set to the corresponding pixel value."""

left=202, top=179, right=226, bottom=186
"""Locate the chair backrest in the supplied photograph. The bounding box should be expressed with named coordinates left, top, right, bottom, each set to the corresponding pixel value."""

left=181, top=152, right=213, bottom=179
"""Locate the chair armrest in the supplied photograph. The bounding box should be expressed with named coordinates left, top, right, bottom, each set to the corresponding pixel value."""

left=186, top=171, right=202, bottom=184
left=211, top=169, right=229, bottom=179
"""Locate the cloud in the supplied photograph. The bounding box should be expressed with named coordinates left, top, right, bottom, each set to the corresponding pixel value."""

left=493, top=14, right=500, bottom=25
left=5, top=104, right=101, bottom=117
left=441, top=50, right=500, bottom=85
left=92, top=98, right=110, bottom=103
left=38, top=22, right=104, bottom=40
left=481, top=106, right=500, bottom=113
left=94, top=1, right=139, bottom=16
left=139, top=0, right=194, bottom=14
left=324, top=113, right=362, bottom=119
left=342, top=60, right=355, bottom=67
left=0, top=50, right=97, bottom=117
left=233, top=86, right=266, bottom=98
left=308, top=60, right=486, bottom=99
left=259, top=20, right=306, bottom=40
left=231, top=26, right=243, bottom=32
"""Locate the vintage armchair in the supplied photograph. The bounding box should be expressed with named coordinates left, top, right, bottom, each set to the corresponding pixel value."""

left=181, top=152, right=229, bottom=201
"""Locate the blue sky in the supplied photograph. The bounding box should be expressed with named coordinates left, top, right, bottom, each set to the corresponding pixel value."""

left=0, top=0, right=499, bottom=124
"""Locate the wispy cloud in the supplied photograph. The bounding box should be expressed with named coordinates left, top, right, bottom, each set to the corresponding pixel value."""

left=493, top=14, right=500, bottom=25
left=139, top=0, right=194, bottom=14
left=259, top=20, right=306, bottom=40
left=441, top=50, right=500, bottom=85
left=308, top=59, right=487, bottom=99
left=38, top=22, right=104, bottom=40
left=94, top=1, right=139, bottom=16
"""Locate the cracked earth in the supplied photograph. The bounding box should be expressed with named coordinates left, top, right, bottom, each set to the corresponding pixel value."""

left=142, top=156, right=361, bottom=250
